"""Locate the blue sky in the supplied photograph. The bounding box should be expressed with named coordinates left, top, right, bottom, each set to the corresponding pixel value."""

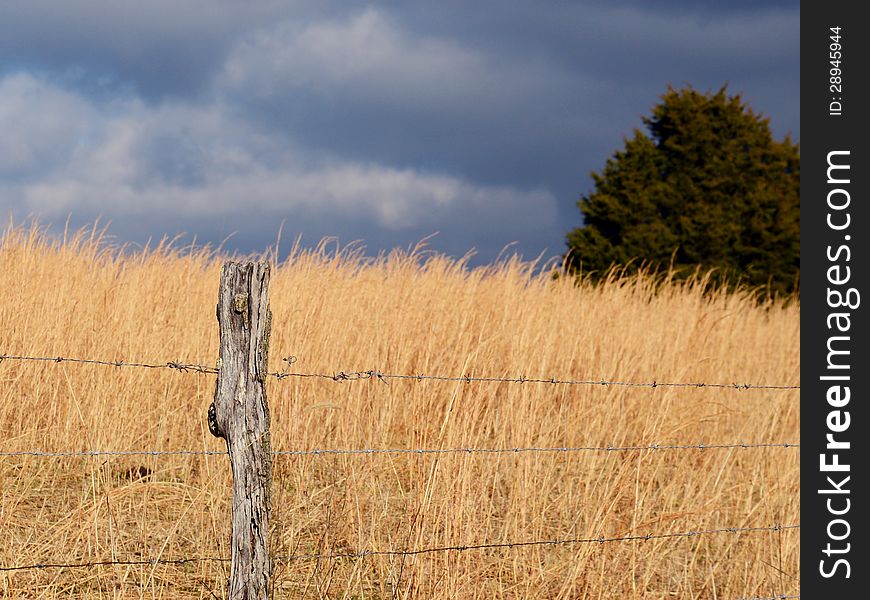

left=0, top=1, right=799, bottom=265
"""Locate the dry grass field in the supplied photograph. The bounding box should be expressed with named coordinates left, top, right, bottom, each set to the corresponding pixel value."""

left=0, top=222, right=799, bottom=599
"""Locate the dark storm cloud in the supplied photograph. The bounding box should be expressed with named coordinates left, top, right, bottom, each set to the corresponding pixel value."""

left=218, top=7, right=605, bottom=187
left=0, top=1, right=799, bottom=264
left=0, top=1, right=294, bottom=99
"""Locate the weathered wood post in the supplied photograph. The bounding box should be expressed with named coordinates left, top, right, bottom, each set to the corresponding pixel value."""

left=208, top=262, right=273, bottom=599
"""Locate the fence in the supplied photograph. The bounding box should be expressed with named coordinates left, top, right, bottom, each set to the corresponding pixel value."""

left=0, top=352, right=801, bottom=390
left=0, top=524, right=799, bottom=571
left=0, top=262, right=800, bottom=598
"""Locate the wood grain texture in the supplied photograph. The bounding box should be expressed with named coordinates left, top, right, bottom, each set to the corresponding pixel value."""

left=211, top=262, right=272, bottom=599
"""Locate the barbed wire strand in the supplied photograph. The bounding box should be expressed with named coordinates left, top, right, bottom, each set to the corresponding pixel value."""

left=274, top=524, right=799, bottom=561
left=0, top=557, right=229, bottom=572
left=735, top=596, right=800, bottom=600
left=0, top=353, right=218, bottom=374
left=0, top=524, right=797, bottom=572
left=0, top=442, right=799, bottom=459
left=0, top=353, right=801, bottom=390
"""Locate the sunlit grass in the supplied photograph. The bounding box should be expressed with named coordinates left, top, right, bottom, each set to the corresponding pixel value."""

left=0, top=221, right=799, bottom=599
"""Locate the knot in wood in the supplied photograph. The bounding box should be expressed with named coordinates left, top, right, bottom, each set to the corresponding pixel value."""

left=233, top=293, right=249, bottom=327
left=233, top=293, right=248, bottom=314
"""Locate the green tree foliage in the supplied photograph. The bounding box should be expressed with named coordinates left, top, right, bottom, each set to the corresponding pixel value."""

left=565, top=85, right=800, bottom=296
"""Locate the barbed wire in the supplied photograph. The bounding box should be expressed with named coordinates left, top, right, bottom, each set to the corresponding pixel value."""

left=0, top=556, right=229, bottom=572
left=0, top=523, right=797, bottom=572
left=281, top=369, right=801, bottom=390
left=735, top=596, right=799, bottom=600
left=274, top=524, right=799, bottom=561
left=0, top=353, right=218, bottom=373
left=0, top=441, right=798, bottom=460
left=0, top=450, right=225, bottom=458
left=271, top=442, right=799, bottom=456
left=0, top=353, right=800, bottom=390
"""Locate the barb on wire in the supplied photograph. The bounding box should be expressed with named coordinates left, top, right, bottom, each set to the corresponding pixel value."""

left=0, top=524, right=797, bottom=572
left=0, top=442, right=799, bottom=460
left=1, top=353, right=800, bottom=390
left=273, top=355, right=298, bottom=378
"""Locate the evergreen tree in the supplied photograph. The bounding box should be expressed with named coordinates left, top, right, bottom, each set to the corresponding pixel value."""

left=565, top=85, right=800, bottom=295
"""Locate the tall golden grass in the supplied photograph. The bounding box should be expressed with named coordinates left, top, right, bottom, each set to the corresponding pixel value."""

left=0, top=222, right=799, bottom=599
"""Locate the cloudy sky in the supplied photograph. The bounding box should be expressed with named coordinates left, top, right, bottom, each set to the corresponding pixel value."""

left=0, top=1, right=799, bottom=265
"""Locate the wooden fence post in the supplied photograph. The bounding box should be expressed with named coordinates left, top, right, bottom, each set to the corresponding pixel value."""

left=208, top=262, right=273, bottom=599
